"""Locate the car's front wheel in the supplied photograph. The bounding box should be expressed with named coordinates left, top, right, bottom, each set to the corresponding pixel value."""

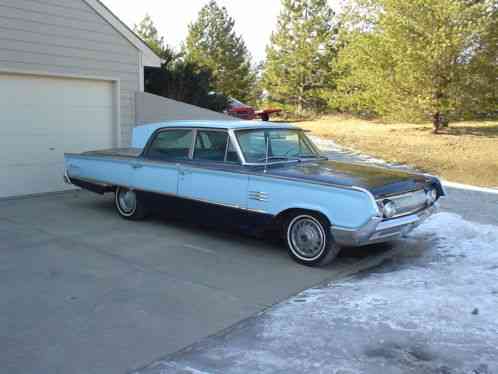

left=285, top=212, right=341, bottom=267
left=115, top=187, right=148, bottom=220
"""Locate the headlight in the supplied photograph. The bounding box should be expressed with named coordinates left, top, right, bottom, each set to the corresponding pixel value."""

left=382, top=200, right=397, bottom=218
left=426, top=188, right=438, bottom=205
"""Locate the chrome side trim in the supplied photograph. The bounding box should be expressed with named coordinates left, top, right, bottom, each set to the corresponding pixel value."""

left=138, top=159, right=186, bottom=170
left=248, top=191, right=269, bottom=202
left=247, top=208, right=268, bottom=214
left=248, top=198, right=268, bottom=202
left=64, top=153, right=139, bottom=163
left=66, top=175, right=267, bottom=215
left=183, top=195, right=241, bottom=210
left=243, top=159, right=323, bottom=167
left=248, top=173, right=370, bottom=195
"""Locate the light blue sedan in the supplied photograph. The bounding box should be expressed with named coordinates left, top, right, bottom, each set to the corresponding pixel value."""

left=64, top=121, right=444, bottom=266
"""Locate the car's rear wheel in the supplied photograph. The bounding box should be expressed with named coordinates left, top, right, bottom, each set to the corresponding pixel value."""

left=115, top=187, right=148, bottom=220
left=285, top=212, right=341, bottom=266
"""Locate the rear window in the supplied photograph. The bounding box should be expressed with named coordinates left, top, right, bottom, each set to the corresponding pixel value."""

left=147, top=130, right=193, bottom=161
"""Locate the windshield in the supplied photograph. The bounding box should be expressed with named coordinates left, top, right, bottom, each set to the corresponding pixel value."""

left=236, top=129, right=321, bottom=163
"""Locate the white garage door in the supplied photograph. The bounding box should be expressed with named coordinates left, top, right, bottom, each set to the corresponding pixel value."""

left=0, top=74, right=116, bottom=198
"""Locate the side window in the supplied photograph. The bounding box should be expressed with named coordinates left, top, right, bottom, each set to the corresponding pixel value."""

left=237, top=130, right=266, bottom=161
left=194, top=130, right=229, bottom=162
left=147, top=129, right=193, bottom=161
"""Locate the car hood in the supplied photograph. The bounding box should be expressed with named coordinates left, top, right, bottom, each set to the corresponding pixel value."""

left=264, top=160, right=430, bottom=198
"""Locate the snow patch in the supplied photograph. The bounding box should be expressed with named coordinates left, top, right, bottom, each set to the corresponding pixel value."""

left=310, top=135, right=413, bottom=170
left=258, top=213, right=498, bottom=372
left=442, top=180, right=498, bottom=195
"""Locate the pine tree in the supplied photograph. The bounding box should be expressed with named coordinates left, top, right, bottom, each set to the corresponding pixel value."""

left=134, top=15, right=228, bottom=111
left=262, top=0, right=338, bottom=114
left=184, top=1, right=255, bottom=102
left=134, top=15, right=177, bottom=65
left=134, top=15, right=164, bottom=55
left=334, top=0, right=498, bottom=132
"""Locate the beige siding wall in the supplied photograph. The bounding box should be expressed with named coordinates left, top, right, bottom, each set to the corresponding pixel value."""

left=0, top=0, right=141, bottom=145
left=135, top=92, right=233, bottom=125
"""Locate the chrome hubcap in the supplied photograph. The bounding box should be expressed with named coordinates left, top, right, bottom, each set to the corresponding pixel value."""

left=290, top=218, right=324, bottom=258
left=118, top=189, right=136, bottom=214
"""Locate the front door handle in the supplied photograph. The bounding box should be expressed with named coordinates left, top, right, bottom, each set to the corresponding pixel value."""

left=131, top=163, right=143, bottom=169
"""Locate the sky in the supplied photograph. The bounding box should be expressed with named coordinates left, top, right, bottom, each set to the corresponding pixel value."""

left=102, top=0, right=342, bottom=63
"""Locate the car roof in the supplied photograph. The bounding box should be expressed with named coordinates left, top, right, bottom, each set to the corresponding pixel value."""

left=136, top=120, right=299, bottom=132
left=131, top=120, right=304, bottom=148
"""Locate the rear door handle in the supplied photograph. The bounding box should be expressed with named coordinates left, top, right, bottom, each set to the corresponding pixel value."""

left=131, top=163, right=143, bottom=169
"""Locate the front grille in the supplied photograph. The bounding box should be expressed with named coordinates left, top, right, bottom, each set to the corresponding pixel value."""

left=385, top=190, right=427, bottom=218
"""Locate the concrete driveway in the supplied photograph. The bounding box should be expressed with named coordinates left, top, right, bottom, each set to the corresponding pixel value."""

left=0, top=191, right=392, bottom=374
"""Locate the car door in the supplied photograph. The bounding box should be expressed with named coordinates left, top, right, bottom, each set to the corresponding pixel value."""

left=178, top=129, right=248, bottom=209
left=131, top=128, right=194, bottom=195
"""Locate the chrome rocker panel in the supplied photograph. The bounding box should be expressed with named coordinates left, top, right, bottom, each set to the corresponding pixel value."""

left=331, top=204, right=438, bottom=247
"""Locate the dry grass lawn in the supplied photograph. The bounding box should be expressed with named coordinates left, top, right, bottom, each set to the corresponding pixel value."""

left=298, top=115, right=498, bottom=188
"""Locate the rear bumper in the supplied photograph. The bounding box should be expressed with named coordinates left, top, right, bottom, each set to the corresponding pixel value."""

left=62, top=171, right=112, bottom=195
left=331, top=204, right=438, bottom=247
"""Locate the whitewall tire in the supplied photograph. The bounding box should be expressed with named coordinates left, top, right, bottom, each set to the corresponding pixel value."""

left=285, top=213, right=341, bottom=267
left=115, top=187, right=148, bottom=220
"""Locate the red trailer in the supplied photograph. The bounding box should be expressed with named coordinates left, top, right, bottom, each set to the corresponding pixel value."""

left=226, top=98, right=281, bottom=121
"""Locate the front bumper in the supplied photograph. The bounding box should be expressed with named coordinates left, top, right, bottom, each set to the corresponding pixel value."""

left=331, top=204, right=438, bottom=247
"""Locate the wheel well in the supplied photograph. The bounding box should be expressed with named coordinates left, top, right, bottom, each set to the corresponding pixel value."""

left=273, top=208, right=331, bottom=228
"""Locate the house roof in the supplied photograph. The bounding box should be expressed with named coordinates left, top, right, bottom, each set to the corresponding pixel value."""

left=83, top=0, right=161, bottom=67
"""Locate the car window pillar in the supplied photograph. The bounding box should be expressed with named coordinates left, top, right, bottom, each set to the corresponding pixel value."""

left=188, top=129, right=198, bottom=160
